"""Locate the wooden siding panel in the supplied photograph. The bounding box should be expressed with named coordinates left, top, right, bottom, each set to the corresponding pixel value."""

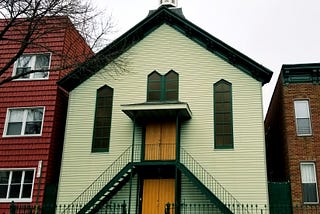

left=181, top=175, right=211, bottom=204
left=0, top=17, right=91, bottom=209
left=57, top=24, right=268, bottom=205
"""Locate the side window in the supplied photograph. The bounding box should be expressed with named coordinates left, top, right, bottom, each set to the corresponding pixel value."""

left=301, top=162, right=318, bottom=204
left=294, top=100, right=312, bottom=136
left=13, top=53, right=51, bottom=80
left=3, top=107, right=44, bottom=137
left=92, top=85, right=113, bottom=152
left=164, top=70, right=178, bottom=101
left=147, top=71, right=162, bottom=101
left=147, top=70, right=178, bottom=102
left=214, top=79, right=233, bottom=149
left=0, top=169, right=35, bottom=202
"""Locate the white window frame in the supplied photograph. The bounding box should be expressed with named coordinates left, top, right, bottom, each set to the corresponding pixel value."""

left=12, top=53, right=51, bottom=80
left=3, top=107, right=45, bottom=137
left=300, top=162, right=319, bottom=204
left=294, top=100, right=312, bottom=136
left=0, top=168, right=36, bottom=203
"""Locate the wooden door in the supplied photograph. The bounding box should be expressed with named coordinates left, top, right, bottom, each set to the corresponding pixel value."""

left=142, top=179, right=175, bottom=214
left=145, top=121, right=176, bottom=160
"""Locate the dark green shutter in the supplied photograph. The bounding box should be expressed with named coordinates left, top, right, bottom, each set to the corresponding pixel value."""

left=92, top=85, right=113, bottom=152
left=214, top=79, right=233, bottom=149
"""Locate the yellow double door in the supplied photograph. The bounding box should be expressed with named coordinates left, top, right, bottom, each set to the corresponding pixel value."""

left=144, top=120, right=176, bottom=160
left=142, top=179, right=175, bottom=214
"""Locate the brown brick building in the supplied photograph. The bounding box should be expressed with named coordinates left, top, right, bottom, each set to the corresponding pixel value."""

left=265, top=63, right=320, bottom=207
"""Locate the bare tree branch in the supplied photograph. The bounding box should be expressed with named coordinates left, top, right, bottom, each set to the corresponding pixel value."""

left=0, top=0, right=127, bottom=86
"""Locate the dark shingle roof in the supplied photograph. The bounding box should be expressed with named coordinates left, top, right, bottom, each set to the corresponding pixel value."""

left=58, top=6, right=273, bottom=91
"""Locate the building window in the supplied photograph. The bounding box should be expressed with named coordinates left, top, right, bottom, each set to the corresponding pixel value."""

left=4, top=107, right=44, bottom=137
left=147, top=70, right=178, bottom=102
left=294, top=100, right=312, bottom=136
left=214, top=79, right=233, bottom=149
left=0, top=169, right=35, bottom=202
left=92, top=85, right=113, bottom=152
left=13, top=53, right=51, bottom=80
left=301, top=162, right=318, bottom=204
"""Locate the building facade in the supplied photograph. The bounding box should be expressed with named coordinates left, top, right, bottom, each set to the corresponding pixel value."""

left=265, top=63, right=320, bottom=208
left=57, top=5, right=272, bottom=214
left=0, top=17, right=92, bottom=212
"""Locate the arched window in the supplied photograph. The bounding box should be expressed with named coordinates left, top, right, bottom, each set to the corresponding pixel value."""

left=92, top=85, right=113, bottom=152
left=214, top=79, right=233, bottom=149
left=147, top=70, right=178, bottom=101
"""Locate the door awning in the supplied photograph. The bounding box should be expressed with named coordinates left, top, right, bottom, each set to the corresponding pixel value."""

left=121, top=101, right=192, bottom=122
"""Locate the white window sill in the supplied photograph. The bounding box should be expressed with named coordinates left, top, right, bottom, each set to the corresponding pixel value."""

left=0, top=198, right=32, bottom=203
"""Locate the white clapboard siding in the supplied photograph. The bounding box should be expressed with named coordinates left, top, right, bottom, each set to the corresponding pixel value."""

left=57, top=23, right=268, bottom=206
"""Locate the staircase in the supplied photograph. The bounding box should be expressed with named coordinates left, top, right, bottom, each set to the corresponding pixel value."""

left=179, top=148, right=249, bottom=214
left=61, top=146, right=137, bottom=214
left=62, top=146, right=248, bottom=214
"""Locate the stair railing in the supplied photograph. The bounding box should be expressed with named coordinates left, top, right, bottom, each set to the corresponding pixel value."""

left=62, top=144, right=142, bottom=213
left=180, top=148, right=248, bottom=214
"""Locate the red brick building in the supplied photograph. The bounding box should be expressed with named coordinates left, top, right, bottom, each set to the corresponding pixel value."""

left=265, top=63, right=320, bottom=207
left=0, top=17, right=92, bottom=211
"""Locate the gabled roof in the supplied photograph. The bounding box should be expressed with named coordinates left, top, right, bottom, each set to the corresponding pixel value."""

left=281, top=63, right=320, bottom=84
left=58, top=6, right=273, bottom=91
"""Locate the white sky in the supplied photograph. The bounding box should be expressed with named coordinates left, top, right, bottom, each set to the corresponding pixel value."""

left=93, top=0, right=320, bottom=116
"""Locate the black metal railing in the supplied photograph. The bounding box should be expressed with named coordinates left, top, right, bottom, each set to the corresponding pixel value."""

left=164, top=203, right=320, bottom=214
left=9, top=201, right=127, bottom=214
left=9, top=202, right=320, bottom=214
left=180, top=148, right=245, bottom=213
left=61, top=145, right=141, bottom=213
left=61, top=145, right=249, bottom=213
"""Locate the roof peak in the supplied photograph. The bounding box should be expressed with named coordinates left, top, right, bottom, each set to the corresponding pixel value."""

left=159, top=0, right=178, bottom=8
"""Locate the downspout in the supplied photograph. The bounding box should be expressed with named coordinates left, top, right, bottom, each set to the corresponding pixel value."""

left=128, top=115, right=136, bottom=214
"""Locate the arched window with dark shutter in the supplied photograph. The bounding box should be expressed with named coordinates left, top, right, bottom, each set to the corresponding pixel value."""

left=147, top=71, right=162, bottom=101
left=92, top=85, right=113, bottom=152
left=164, top=70, right=178, bottom=101
left=214, top=79, right=233, bottom=149
left=147, top=70, right=178, bottom=102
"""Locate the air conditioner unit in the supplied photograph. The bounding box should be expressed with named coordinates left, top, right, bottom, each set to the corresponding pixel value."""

left=160, top=0, right=177, bottom=7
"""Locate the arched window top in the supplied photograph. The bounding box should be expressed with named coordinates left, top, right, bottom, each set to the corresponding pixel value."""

left=165, top=70, right=178, bottom=78
left=147, top=70, right=179, bottom=102
left=97, top=85, right=113, bottom=96
left=148, top=71, right=161, bottom=80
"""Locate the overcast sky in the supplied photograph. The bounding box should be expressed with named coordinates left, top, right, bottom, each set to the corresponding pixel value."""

left=93, top=0, right=320, bottom=116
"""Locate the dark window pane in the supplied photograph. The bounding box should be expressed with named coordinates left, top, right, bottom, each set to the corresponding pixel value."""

left=302, top=183, right=318, bottom=203
left=25, top=122, right=42, bottom=134
left=0, top=171, right=10, bottom=184
left=9, top=184, right=21, bottom=198
left=214, top=80, right=233, bottom=149
left=149, top=81, right=161, bottom=90
left=0, top=185, right=8, bottom=198
left=7, top=123, right=22, bottom=135
left=24, top=171, right=34, bottom=183
left=93, top=86, right=113, bottom=151
left=21, top=184, right=32, bottom=198
left=166, top=91, right=178, bottom=101
left=148, top=92, right=161, bottom=101
left=11, top=171, right=22, bottom=183
left=16, top=67, right=31, bottom=79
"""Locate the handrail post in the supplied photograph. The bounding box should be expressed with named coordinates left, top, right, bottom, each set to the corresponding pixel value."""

left=121, top=200, right=127, bottom=214
left=10, top=201, right=16, bottom=214
left=165, top=203, right=171, bottom=214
